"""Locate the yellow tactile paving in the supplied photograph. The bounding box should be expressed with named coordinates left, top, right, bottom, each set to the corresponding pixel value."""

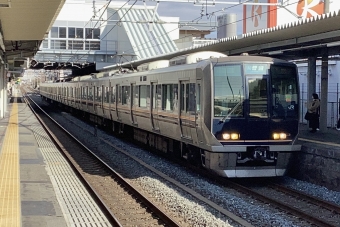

left=0, top=103, right=20, bottom=227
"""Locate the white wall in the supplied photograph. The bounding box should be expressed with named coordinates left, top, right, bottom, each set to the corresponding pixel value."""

left=159, top=16, right=179, bottom=41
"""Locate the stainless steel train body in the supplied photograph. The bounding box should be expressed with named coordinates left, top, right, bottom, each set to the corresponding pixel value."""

left=40, top=55, right=301, bottom=177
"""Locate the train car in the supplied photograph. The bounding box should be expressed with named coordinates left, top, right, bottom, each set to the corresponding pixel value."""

left=40, top=52, right=301, bottom=178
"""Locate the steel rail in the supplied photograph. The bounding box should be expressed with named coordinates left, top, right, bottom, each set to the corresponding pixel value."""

left=22, top=89, right=181, bottom=227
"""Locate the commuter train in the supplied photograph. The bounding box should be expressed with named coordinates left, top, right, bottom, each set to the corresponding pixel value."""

left=39, top=52, right=301, bottom=178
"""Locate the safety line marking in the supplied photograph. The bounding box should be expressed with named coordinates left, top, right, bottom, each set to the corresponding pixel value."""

left=0, top=103, right=20, bottom=227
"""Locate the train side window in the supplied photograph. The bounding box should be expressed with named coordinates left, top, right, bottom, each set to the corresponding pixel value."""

left=162, top=84, right=173, bottom=111
left=118, top=86, right=122, bottom=104
left=157, top=85, right=162, bottom=110
left=89, top=86, right=93, bottom=100
left=180, top=84, right=185, bottom=111
left=105, top=87, right=109, bottom=103
left=151, top=84, right=161, bottom=110
left=133, top=85, right=139, bottom=107
left=111, top=86, right=116, bottom=104
left=180, top=83, right=194, bottom=113
left=188, top=83, right=196, bottom=113
left=140, top=85, right=147, bottom=107
left=139, top=85, right=150, bottom=108
left=173, top=85, right=178, bottom=111
left=81, top=87, right=84, bottom=99
left=196, top=83, right=201, bottom=112
left=122, top=86, right=130, bottom=105
left=97, top=86, right=102, bottom=102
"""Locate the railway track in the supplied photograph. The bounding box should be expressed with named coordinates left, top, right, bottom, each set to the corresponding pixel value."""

left=218, top=178, right=340, bottom=227
left=22, top=89, right=181, bottom=227
left=25, top=88, right=253, bottom=226
left=23, top=86, right=340, bottom=227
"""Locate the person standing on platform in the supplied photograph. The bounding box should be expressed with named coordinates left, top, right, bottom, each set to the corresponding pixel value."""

left=307, top=93, right=320, bottom=133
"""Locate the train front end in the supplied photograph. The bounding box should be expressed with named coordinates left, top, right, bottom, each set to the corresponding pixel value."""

left=205, top=58, right=301, bottom=177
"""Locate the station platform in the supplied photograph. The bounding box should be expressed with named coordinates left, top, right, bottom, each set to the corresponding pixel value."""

left=0, top=91, right=111, bottom=227
left=297, top=122, right=340, bottom=146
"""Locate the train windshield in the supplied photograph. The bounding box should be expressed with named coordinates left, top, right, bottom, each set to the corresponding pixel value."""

left=213, top=63, right=298, bottom=119
left=270, top=65, right=298, bottom=119
left=213, top=64, right=244, bottom=117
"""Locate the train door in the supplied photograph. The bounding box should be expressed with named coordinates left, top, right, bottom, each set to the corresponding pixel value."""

left=246, top=76, right=270, bottom=139
left=179, top=80, right=192, bottom=139
left=195, top=80, right=204, bottom=144
left=151, top=82, right=159, bottom=130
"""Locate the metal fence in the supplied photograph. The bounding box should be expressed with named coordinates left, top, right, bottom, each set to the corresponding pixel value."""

left=300, top=83, right=340, bottom=128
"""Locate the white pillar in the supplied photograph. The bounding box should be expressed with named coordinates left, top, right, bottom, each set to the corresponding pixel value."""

left=307, top=57, right=316, bottom=106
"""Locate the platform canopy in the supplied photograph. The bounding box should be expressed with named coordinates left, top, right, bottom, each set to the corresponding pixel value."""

left=0, top=0, right=66, bottom=71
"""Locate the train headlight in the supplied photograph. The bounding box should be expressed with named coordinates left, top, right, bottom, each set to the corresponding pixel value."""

left=222, top=133, right=239, bottom=140
left=273, top=133, right=287, bottom=140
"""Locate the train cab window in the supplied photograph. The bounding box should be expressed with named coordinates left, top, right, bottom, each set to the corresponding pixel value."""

left=271, top=65, right=299, bottom=118
left=139, top=85, right=150, bottom=108
left=213, top=64, right=244, bottom=117
left=248, top=78, right=268, bottom=118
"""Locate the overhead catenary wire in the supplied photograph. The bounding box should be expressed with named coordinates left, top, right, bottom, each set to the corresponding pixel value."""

left=46, top=0, right=302, bottom=67
left=114, top=0, right=302, bottom=61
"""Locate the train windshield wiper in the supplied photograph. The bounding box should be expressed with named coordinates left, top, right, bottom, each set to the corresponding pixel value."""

left=219, top=99, right=243, bottom=124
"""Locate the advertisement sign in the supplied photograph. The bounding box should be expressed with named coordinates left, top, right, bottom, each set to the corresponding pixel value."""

left=243, top=0, right=277, bottom=33
left=243, top=0, right=340, bottom=33
left=277, top=0, right=324, bottom=24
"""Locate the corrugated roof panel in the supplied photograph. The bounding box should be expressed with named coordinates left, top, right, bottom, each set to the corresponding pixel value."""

left=117, top=7, right=178, bottom=60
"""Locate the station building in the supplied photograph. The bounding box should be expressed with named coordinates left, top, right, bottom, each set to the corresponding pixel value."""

left=31, top=0, right=178, bottom=75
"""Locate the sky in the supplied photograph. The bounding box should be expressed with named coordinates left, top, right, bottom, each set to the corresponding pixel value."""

left=76, top=0, right=245, bottom=37
left=141, top=1, right=244, bottom=36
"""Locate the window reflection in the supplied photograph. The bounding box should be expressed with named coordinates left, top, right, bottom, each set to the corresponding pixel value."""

left=213, top=64, right=244, bottom=117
